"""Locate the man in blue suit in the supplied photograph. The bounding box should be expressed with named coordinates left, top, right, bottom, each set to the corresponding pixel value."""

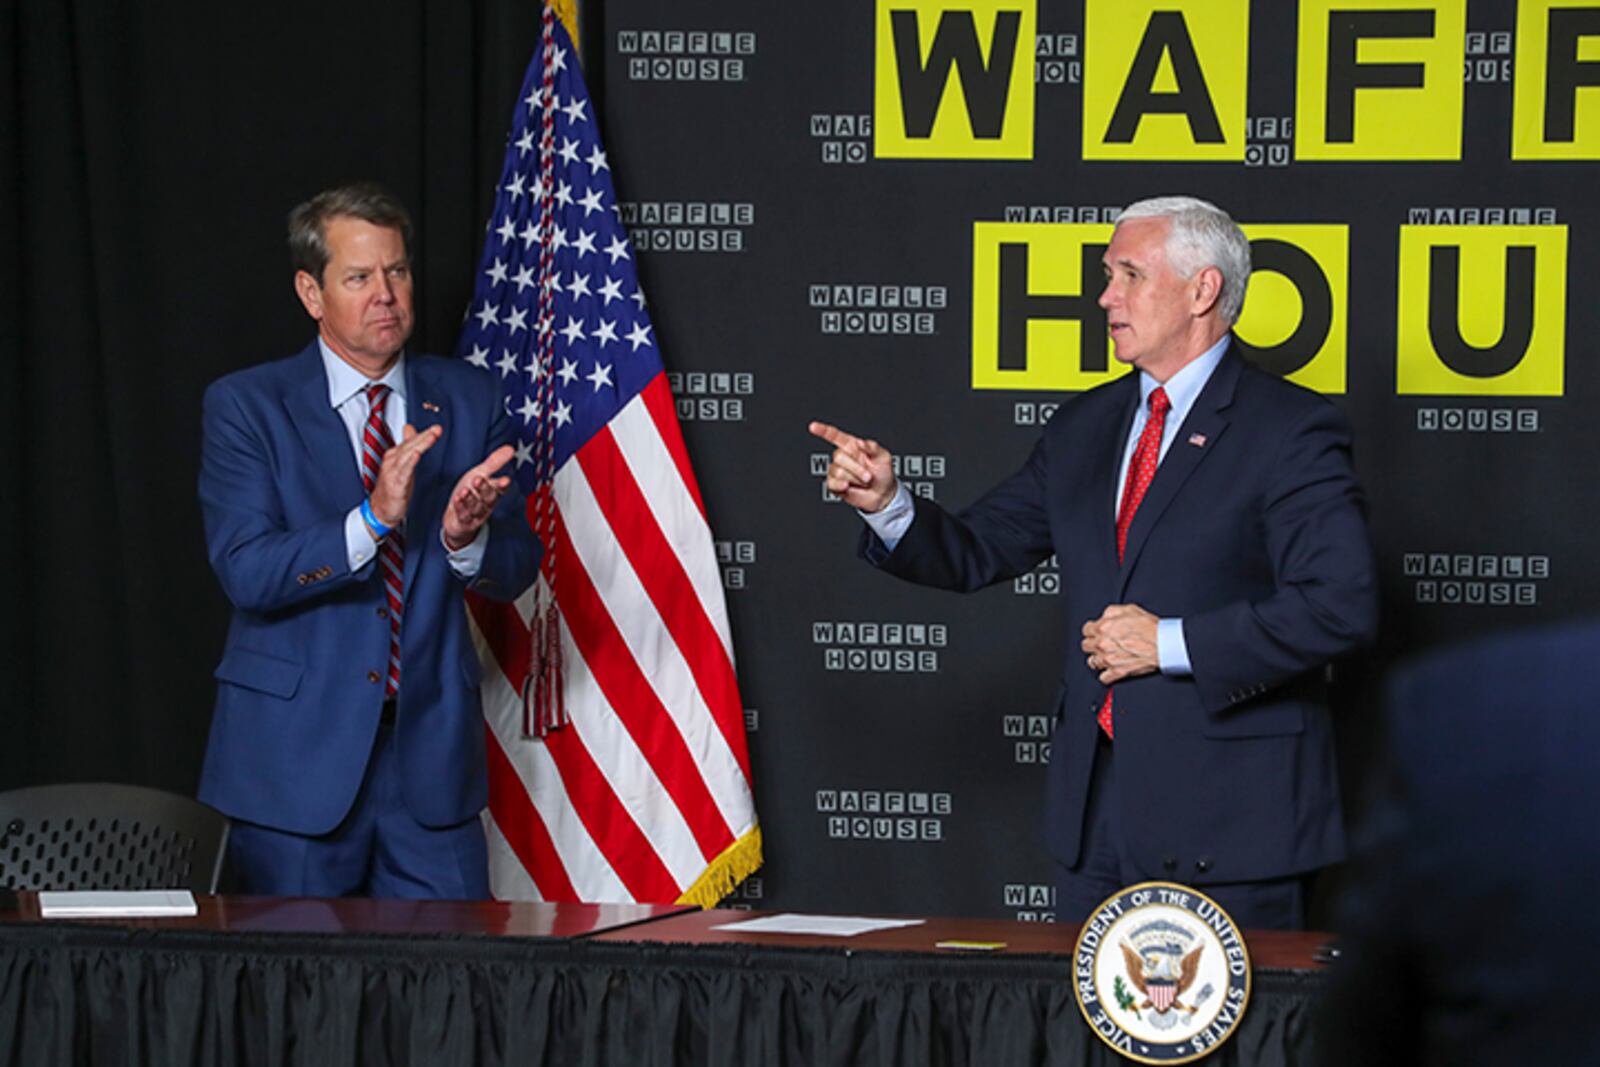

left=198, top=183, right=540, bottom=898
left=1320, top=620, right=1600, bottom=1064
left=812, top=197, right=1377, bottom=929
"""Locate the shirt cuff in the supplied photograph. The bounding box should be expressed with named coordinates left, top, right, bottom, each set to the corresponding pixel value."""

left=345, top=506, right=380, bottom=573
left=444, top=524, right=489, bottom=579
left=1157, top=618, right=1192, bottom=676
left=858, top=484, right=914, bottom=551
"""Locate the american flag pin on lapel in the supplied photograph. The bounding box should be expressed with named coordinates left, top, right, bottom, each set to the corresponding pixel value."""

left=422, top=401, right=440, bottom=412
left=1188, top=432, right=1207, bottom=447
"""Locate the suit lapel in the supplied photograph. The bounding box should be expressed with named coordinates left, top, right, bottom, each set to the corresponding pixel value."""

left=1116, top=348, right=1241, bottom=591
left=283, top=344, right=365, bottom=509
left=405, top=356, right=448, bottom=440
left=402, top=357, right=448, bottom=597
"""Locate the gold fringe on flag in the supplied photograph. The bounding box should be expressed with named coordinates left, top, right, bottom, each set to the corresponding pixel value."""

left=675, top=825, right=764, bottom=909
left=551, top=0, right=579, bottom=52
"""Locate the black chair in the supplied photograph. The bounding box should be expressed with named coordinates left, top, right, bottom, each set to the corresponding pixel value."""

left=0, top=783, right=229, bottom=893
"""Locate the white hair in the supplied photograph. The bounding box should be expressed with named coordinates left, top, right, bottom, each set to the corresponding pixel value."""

left=1115, top=196, right=1252, bottom=324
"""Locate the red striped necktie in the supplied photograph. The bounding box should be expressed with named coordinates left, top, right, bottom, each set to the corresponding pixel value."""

left=1097, top=385, right=1170, bottom=739
left=360, top=383, right=405, bottom=698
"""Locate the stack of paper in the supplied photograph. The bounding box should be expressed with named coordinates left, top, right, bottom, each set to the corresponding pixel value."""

left=37, top=890, right=198, bottom=917
left=709, top=913, right=925, bottom=937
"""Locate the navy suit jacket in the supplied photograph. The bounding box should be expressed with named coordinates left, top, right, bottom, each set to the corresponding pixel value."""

left=1322, top=620, right=1600, bottom=1065
left=197, top=342, right=540, bottom=835
left=866, top=347, right=1378, bottom=884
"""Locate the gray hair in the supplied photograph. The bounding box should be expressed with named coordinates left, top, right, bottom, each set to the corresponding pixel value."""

left=1115, top=196, right=1251, bottom=324
left=288, top=182, right=414, bottom=285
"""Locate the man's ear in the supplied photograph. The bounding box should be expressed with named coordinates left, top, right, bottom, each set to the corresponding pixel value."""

left=294, top=269, right=324, bottom=320
left=1191, top=265, right=1224, bottom=318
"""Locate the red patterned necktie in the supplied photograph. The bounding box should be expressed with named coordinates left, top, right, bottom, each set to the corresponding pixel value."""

left=360, top=383, right=405, bottom=698
left=1097, top=386, right=1170, bottom=738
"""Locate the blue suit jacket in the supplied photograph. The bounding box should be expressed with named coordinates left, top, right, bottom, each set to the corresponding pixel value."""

left=866, top=347, right=1378, bottom=884
left=1322, top=620, right=1600, bottom=1065
left=197, top=342, right=540, bottom=835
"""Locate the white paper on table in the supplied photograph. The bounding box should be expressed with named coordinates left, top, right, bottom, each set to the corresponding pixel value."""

left=37, top=890, right=198, bottom=917
left=709, top=913, right=925, bottom=937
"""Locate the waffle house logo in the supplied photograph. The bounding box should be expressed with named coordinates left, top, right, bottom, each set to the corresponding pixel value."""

left=1397, top=225, right=1568, bottom=396
left=874, top=0, right=1037, bottom=159
left=972, top=220, right=1567, bottom=397
left=878, top=1, right=1600, bottom=162
left=1294, top=0, right=1466, bottom=161
left=971, top=222, right=1350, bottom=394
left=1082, top=0, right=1248, bottom=161
left=1513, top=1, right=1600, bottom=160
left=970, top=222, right=1114, bottom=392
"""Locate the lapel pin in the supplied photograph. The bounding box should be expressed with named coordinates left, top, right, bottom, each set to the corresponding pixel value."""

left=422, top=401, right=440, bottom=413
left=1188, top=433, right=1207, bottom=447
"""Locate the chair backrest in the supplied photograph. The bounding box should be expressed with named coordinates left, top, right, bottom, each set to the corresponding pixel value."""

left=0, top=783, right=229, bottom=893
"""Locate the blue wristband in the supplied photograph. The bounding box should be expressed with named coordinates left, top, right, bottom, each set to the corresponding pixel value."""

left=360, top=497, right=392, bottom=539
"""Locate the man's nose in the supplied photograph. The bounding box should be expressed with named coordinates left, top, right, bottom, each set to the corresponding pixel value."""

left=373, top=272, right=394, bottom=302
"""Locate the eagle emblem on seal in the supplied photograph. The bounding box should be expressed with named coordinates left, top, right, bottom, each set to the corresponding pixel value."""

left=1118, top=919, right=1205, bottom=1028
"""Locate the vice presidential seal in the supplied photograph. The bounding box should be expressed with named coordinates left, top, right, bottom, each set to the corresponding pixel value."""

left=1072, top=882, right=1252, bottom=1064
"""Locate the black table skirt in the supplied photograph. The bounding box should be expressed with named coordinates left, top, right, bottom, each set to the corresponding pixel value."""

left=0, top=924, right=1323, bottom=1066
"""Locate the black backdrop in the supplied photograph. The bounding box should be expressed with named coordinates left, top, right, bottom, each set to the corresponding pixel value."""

left=7, top=0, right=1597, bottom=921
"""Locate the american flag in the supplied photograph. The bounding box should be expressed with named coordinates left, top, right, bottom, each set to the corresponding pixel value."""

left=454, top=6, right=761, bottom=906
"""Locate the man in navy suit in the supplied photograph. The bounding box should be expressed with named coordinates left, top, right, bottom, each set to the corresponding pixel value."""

left=198, top=183, right=540, bottom=898
left=812, top=196, right=1377, bottom=929
left=1320, top=621, right=1600, bottom=1064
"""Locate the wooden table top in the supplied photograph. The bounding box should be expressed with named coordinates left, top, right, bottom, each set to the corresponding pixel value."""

left=0, top=895, right=1334, bottom=970
left=0, top=892, right=691, bottom=940
left=593, top=908, right=1333, bottom=971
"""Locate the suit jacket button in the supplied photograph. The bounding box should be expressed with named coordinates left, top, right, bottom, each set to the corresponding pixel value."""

left=1163, top=857, right=1177, bottom=873
left=367, top=670, right=381, bottom=684
left=1195, top=858, right=1212, bottom=874
left=377, top=607, right=389, bottom=619
left=297, top=574, right=309, bottom=586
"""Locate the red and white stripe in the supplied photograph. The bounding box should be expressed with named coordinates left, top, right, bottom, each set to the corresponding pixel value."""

left=361, top=384, right=404, bottom=697
left=468, top=374, right=758, bottom=903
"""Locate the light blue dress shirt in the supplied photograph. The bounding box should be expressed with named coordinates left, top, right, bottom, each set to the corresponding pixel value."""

left=318, top=339, right=487, bottom=579
left=859, top=336, right=1232, bottom=676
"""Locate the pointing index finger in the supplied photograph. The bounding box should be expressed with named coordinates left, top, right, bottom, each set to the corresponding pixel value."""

left=808, top=420, right=858, bottom=450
